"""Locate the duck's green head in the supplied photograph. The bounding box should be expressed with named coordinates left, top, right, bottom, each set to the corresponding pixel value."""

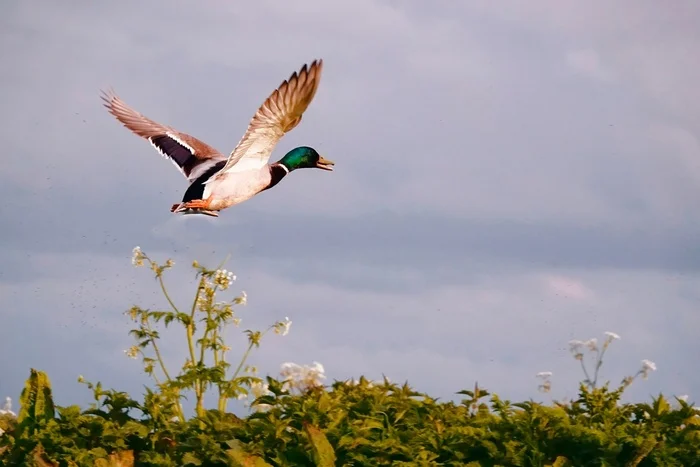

left=277, top=146, right=334, bottom=172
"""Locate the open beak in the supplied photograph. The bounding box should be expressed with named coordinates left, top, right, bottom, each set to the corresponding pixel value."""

left=316, top=156, right=335, bottom=171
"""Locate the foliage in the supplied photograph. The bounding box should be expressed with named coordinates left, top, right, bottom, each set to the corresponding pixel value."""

left=123, top=247, right=291, bottom=421
left=1, top=371, right=698, bottom=466
left=1, top=251, right=698, bottom=466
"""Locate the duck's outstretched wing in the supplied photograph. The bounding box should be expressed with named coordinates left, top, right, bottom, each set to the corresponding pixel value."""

left=101, top=90, right=227, bottom=182
left=209, top=59, right=323, bottom=180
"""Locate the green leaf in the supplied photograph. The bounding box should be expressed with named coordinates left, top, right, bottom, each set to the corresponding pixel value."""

left=182, top=452, right=203, bottom=466
left=304, top=423, right=337, bottom=467
left=225, top=447, right=273, bottom=467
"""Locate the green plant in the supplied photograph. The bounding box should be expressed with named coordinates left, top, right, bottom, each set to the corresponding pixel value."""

left=1, top=251, right=698, bottom=466
left=124, top=247, right=292, bottom=420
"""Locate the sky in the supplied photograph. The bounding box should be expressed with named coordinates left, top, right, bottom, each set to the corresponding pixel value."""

left=1, top=0, right=699, bottom=415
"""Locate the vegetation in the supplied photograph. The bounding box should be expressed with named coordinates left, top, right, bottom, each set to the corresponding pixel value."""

left=1, top=250, right=698, bottom=466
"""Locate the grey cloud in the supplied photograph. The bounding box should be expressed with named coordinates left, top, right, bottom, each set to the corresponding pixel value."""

left=2, top=0, right=699, bottom=412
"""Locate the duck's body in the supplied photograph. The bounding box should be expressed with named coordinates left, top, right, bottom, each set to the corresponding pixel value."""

left=101, top=60, right=333, bottom=217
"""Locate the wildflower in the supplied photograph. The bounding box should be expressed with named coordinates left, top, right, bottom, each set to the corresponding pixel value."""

left=0, top=397, right=14, bottom=417
left=275, top=316, right=292, bottom=336
left=213, top=269, right=236, bottom=290
left=279, top=361, right=326, bottom=392
left=568, top=340, right=584, bottom=360
left=131, top=246, right=145, bottom=267
left=678, top=394, right=689, bottom=403
left=640, top=359, right=657, bottom=379
left=164, top=259, right=175, bottom=268
left=536, top=372, right=553, bottom=393
left=124, top=346, right=139, bottom=359
left=234, top=291, right=247, bottom=306
left=196, top=288, right=208, bottom=311
left=568, top=339, right=584, bottom=351
left=233, top=317, right=242, bottom=327
left=250, top=381, right=272, bottom=399
left=604, top=331, right=620, bottom=340
left=584, top=338, right=598, bottom=352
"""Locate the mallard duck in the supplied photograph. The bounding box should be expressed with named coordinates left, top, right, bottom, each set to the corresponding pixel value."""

left=101, top=59, right=332, bottom=217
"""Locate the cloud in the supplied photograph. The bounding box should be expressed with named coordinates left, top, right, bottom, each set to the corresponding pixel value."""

left=1, top=0, right=699, bottom=412
left=544, top=275, right=593, bottom=300
left=566, top=49, right=615, bottom=82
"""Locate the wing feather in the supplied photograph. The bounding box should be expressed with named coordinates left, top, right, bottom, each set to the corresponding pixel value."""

left=101, top=90, right=226, bottom=181
left=212, top=59, right=323, bottom=177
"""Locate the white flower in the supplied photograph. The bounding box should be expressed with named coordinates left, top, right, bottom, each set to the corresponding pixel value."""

left=640, top=359, right=657, bottom=380
left=584, top=338, right=598, bottom=352
left=131, top=246, right=144, bottom=267
left=0, top=397, right=14, bottom=417
left=234, top=291, right=247, bottom=306
left=604, top=331, right=620, bottom=340
left=678, top=394, right=689, bottom=403
left=250, top=381, right=272, bottom=399
left=641, top=359, right=657, bottom=372
left=124, top=346, right=139, bottom=359
left=279, top=361, right=326, bottom=392
left=214, top=269, right=236, bottom=290
left=568, top=340, right=584, bottom=352
left=275, top=316, right=292, bottom=336
left=536, top=372, right=552, bottom=393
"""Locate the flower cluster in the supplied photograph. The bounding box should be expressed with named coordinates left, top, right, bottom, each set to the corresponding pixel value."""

left=568, top=331, right=658, bottom=391
left=0, top=397, right=15, bottom=437
left=131, top=246, right=145, bottom=267
left=213, top=269, right=236, bottom=290
left=280, top=361, right=326, bottom=392
left=124, top=345, right=139, bottom=360
left=568, top=331, right=621, bottom=361
left=274, top=316, right=292, bottom=336
left=536, top=371, right=553, bottom=393
left=248, top=380, right=274, bottom=412
left=640, top=359, right=657, bottom=379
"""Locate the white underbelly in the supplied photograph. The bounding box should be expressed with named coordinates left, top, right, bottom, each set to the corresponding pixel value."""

left=204, top=170, right=269, bottom=209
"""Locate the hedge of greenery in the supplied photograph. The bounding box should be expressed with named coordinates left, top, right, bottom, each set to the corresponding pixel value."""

left=1, top=250, right=698, bottom=466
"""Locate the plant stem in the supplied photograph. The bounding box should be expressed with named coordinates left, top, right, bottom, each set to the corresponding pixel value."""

left=157, top=271, right=200, bottom=419
left=143, top=319, right=184, bottom=422
left=158, top=275, right=181, bottom=315
left=219, top=339, right=257, bottom=413
left=144, top=320, right=172, bottom=382
left=579, top=358, right=593, bottom=389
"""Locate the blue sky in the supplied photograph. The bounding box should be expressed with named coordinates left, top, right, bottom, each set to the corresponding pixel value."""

left=1, top=0, right=699, bottom=414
